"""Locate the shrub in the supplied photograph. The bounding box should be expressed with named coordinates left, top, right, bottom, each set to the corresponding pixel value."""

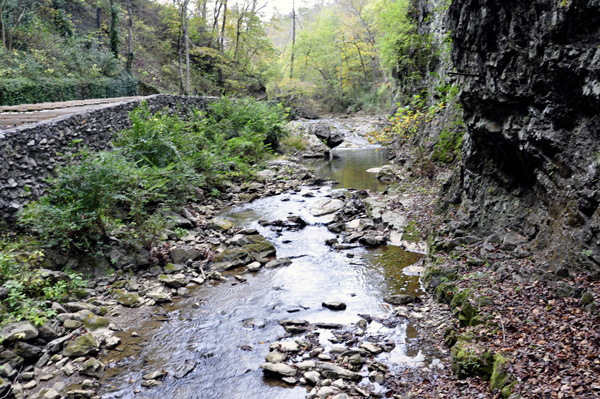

left=20, top=150, right=168, bottom=252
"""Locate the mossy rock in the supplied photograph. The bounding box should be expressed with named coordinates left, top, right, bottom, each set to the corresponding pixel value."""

left=433, top=282, right=456, bottom=304
left=63, top=334, right=98, bottom=357
left=475, top=295, right=494, bottom=307
left=116, top=293, right=142, bottom=307
left=501, top=381, right=518, bottom=399
left=444, top=326, right=458, bottom=347
left=451, top=289, right=471, bottom=309
left=211, top=235, right=276, bottom=271
left=112, top=281, right=127, bottom=289
left=451, top=341, right=495, bottom=380
left=82, top=312, right=110, bottom=331
left=209, top=217, right=235, bottom=231
left=164, top=263, right=183, bottom=274
left=489, top=354, right=511, bottom=392
left=98, top=307, right=108, bottom=316
left=402, top=221, right=421, bottom=242
left=458, top=302, right=481, bottom=327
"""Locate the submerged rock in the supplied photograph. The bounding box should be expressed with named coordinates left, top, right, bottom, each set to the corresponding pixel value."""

left=322, top=302, right=347, bottom=311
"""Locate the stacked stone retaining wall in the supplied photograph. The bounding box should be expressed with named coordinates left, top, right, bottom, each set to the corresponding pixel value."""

left=0, top=94, right=210, bottom=222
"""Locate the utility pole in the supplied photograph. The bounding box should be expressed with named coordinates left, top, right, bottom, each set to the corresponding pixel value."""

left=289, top=0, right=295, bottom=79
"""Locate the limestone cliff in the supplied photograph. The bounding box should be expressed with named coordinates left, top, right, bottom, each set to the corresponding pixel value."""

left=438, top=0, right=600, bottom=276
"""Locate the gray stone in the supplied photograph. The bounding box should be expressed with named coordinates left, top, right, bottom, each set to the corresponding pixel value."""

left=0, top=321, right=38, bottom=342
left=159, top=273, right=187, bottom=288
left=260, top=362, right=297, bottom=377
left=31, top=388, right=61, bottom=399
left=246, top=261, right=262, bottom=272
left=384, top=294, right=420, bottom=305
left=67, top=390, right=94, bottom=399
left=359, top=342, right=383, bottom=354
left=79, top=358, right=105, bottom=379
left=311, top=199, right=344, bottom=216
left=265, top=258, right=293, bottom=269
left=170, top=248, right=203, bottom=265
left=265, top=351, right=286, bottom=363
left=317, top=362, right=362, bottom=381
left=322, top=301, right=347, bottom=311
left=63, top=334, right=98, bottom=357
left=269, top=341, right=300, bottom=352
left=304, top=370, right=320, bottom=384
left=141, top=379, right=162, bottom=388
left=143, top=371, right=166, bottom=380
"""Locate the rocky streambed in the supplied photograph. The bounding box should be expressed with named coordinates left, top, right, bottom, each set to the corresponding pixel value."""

left=0, top=116, right=453, bottom=399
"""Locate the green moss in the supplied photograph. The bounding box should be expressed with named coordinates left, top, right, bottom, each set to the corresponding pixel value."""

left=111, top=281, right=127, bottom=289
left=489, top=354, right=510, bottom=392
left=98, top=307, right=108, bottom=316
left=501, top=381, right=517, bottom=398
left=451, top=288, right=471, bottom=309
left=402, top=221, right=421, bottom=242
left=451, top=341, right=495, bottom=381
left=82, top=312, right=110, bottom=331
left=458, top=302, right=481, bottom=327
left=433, top=281, right=456, bottom=304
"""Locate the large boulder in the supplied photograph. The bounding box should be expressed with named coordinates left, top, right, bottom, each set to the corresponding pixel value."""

left=310, top=124, right=344, bottom=148
left=0, top=321, right=38, bottom=342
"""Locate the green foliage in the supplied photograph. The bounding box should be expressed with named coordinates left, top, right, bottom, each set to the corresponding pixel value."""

left=19, top=97, right=287, bottom=253
left=205, top=97, right=288, bottom=150
left=0, top=248, right=86, bottom=327
left=20, top=149, right=169, bottom=252
left=0, top=74, right=139, bottom=106
left=281, top=135, right=309, bottom=152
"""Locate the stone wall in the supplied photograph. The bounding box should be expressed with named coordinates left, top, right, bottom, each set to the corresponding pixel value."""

left=0, top=95, right=210, bottom=222
left=439, top=0, right=600, bottom=276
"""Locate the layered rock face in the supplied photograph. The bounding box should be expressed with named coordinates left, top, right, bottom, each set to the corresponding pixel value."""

left=441, top=0, right=600, bottom=275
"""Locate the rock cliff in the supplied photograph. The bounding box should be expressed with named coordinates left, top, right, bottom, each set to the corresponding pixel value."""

left=436, top=0, right=600, bottom=276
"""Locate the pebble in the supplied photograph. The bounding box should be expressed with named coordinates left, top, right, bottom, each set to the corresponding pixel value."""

left=131, top=332, right=139, bottom=337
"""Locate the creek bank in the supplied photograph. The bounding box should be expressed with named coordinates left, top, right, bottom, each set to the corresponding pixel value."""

left=367, top=141, right=600, bottom=398
left=0, top=159, right=331, bottom=399
left=258, top=295, right=454, bottom=399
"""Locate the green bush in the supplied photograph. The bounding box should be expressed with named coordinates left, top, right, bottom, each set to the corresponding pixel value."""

left=205, top=97, right=288, bottom=150
left=0, top=74, right=139, bottom=105
left=19, top=97, right=288, bottom=253
left=20, top=150, right=169, bottom=252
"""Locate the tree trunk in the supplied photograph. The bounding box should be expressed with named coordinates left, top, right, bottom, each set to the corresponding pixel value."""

left=125, top=0, right=134, bottom=72
left=289, top=0, right=295, bottom=80
left=183, top=0, right=190, bottom=95
left=0, top=0, right=6, bottom=49
left=178, top=37, right=184, bottom=95
left=218, top=0, right=227, bottom=85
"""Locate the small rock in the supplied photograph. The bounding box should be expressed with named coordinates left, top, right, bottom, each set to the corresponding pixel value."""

left=282, top=376, right=297, bottom=384
left=143, top=371, right=166, bottom=380
left=141, top=379, right=162, bottom=388
left=265, top=258, right=293, bottom=269
left=322, top=302, right=347, bottom=311
left=304, top=370, right=320, bottom=384
left=246, top=262, right=262, bottom=272
left=79, top=358, right=106, bottom=379
left=266, top=351, right=286, bottom=363
left=359, top=342, right=383, bottom=355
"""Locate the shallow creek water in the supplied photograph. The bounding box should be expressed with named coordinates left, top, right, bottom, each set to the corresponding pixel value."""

left=99, top=120, right=434, bottom=399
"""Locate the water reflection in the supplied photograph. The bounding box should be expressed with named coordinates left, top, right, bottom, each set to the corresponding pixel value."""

left=304, top=148, right=389, bottom=192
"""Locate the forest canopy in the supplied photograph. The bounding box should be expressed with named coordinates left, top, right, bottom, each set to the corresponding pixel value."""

left=0, top=0, right=437, bottom=109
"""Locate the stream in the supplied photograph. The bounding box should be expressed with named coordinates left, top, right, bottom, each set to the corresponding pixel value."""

left=99, top=117, right=436, bottom=399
